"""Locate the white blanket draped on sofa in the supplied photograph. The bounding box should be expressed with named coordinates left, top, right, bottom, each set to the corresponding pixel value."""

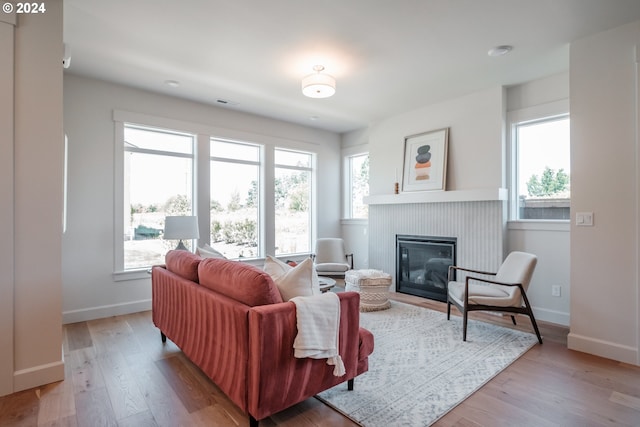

left=291, top=292, right=345, bottom=376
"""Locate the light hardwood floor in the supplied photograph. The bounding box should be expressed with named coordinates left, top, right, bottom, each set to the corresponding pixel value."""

left=1, top=293, right=640, bottom=427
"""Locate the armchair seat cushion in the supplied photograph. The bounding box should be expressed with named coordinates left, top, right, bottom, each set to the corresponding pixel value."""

left=448, top=281, right=521, bottom=307
left=315, top=262, right=350, bottom=273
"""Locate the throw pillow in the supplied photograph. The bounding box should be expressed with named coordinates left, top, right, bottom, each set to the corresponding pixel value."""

left=197, top=244, right=226, bottom=259
left=264, top=256, right=321, bottom=301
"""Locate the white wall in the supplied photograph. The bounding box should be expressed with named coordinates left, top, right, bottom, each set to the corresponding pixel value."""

left=0, top=12, right=16, bottom=398
left=368, top=86, right=506, bottom=196
left=506, top=73, right=571, bottom=326
left=63, top=74, right=342, bottom=323
left=0, top=1, right=65, bottom=396
left=569, top=20, right=640, bottom=364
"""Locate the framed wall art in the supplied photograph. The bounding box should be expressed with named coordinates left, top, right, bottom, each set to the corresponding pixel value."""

left=402, top=128, right=449, bottom=192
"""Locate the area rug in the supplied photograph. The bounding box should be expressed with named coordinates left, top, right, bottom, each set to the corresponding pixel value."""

left=317, top=301, right=538, bottom=426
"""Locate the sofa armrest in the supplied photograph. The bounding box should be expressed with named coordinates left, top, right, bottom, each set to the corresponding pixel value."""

left=246, top=292, right=364, bottom=421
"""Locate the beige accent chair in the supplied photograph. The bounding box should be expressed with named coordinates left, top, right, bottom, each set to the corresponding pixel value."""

left=312, top=238, right=354, bottom=279
left=446, top=251, right=542, bottom=344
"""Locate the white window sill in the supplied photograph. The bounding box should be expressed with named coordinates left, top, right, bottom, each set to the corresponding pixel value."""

left=508, top=220, right=570, bottom=232
left=113, top=269, right=152, bottom=282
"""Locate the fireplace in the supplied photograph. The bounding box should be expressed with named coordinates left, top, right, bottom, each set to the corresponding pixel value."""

left=396, top=234, right=457, bottom=302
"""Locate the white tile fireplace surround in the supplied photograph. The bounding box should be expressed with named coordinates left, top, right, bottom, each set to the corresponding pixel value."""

left=367, top=196, right=507, bottom=292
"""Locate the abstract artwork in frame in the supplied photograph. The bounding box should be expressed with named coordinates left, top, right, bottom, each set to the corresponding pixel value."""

left=402, top=128, right=449, bottom=192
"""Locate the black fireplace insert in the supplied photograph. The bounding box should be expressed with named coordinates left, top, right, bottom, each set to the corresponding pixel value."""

left=396, top=234, right=456, bottom=302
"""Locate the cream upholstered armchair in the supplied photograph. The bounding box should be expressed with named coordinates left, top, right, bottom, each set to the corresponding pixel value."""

left=446, top=251, right=542, bottom=344
left=312, top=238, right=354, bottom=279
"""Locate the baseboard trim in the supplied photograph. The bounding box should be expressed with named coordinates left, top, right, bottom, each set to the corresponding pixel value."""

left=13, top=359, right=64, bottom=393
left=532, top=307, right=570, bottom=327
left=568, top=332, right=638, bottom=365
left=63, top=299, right=152, bottom=324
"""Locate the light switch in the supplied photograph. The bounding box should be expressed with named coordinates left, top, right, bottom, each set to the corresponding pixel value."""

left=576, top=212, right=594, bottom=227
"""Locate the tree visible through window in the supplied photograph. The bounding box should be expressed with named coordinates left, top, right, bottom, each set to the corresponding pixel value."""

left=210, top=139, right=260, bottom=259
left=515, top=116, right=570, bottom=220
left=349, top=153, right=369, bottom=218
left=274, top=148, right=313, bottom=255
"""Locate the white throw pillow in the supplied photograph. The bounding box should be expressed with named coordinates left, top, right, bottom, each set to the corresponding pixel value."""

left=264, top=256, right=321, bottom=301
left=197, top=244, right=226, bottom=259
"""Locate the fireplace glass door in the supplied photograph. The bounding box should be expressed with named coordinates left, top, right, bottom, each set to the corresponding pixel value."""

left=396, top=235, right=456, bottom=302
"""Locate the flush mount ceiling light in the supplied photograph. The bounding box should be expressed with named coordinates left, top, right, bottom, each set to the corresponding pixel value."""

left=488, top=45, right=513, bottom=57
left=302, top=65, right=335, bottom=98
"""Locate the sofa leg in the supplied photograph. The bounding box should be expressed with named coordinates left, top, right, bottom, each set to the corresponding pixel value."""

left=348, top=378, right=354, bottom=391
left=160, top=332, right=166, bottom=343
left=249, top=415, right=258, bottom=427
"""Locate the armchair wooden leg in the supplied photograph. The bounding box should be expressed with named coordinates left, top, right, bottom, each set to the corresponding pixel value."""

left=160, top=332, right=166, bottom=343
left=447, top=299, right=451, bottom=320
left=249, top=415, right=259, bottom=427
left=348, top=378, right=354, bottom=391
left=462, top=308, right=468, bottom=342
left=526, top=307, right=543, bottom=344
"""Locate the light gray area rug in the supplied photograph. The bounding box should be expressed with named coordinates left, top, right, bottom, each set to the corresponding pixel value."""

left=317, top=301, right=538, bottom=426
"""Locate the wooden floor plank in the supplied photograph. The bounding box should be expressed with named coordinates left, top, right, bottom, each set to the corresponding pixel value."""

left=65, top=322, right=93, bottom=351
left=0, top=388, right=39, bottom=427
left=116, top=410, right=159, bottom=427
left=154, top=355, right=215, bottom=413
left=123, top=350, right=193, bottom=427
left=97, top=350, right=149, bottom=420
left=74, top=388, right=118, bottom=427
left=68, top=347, right=106, bottom=394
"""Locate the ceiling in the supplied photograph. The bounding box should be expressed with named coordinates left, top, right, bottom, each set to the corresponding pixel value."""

left=64, top=0, right=640, bottom=134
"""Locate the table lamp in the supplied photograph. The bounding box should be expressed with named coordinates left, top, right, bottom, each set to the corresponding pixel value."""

left=164, top=216, right=199, bottom=251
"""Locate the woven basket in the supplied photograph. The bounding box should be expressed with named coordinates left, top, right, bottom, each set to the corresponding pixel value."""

left=345, top=269, right=392, bottom=312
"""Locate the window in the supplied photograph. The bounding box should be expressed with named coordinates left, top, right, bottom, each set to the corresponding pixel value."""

left=274, top=148, right=314, bottom=255
left=123, top=125, right=194, bottom=269
left=210, top=139, right=261, bottom=259
left=513, top=115, right=570, bottom=220
left=347, top=153, right=369, bottom=218
left=115, top=112, right=320, bottom=274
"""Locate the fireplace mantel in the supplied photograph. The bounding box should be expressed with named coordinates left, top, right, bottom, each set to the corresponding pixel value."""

left=364, top=187, right=508, bottom=205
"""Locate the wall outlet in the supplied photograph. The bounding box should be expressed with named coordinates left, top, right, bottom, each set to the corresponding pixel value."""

left=551, top=285, right=561, bottom=297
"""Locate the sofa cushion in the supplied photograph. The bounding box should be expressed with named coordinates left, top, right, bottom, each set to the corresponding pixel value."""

left=199, top=258, right=283, bottom=306
left=165, top=250, right=201, bottom=283
left=264, top=256, right=321, bottom=301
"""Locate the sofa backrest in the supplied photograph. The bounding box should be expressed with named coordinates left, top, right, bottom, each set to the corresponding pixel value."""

left=199, top=258, right=283, bottom=306
left=165, top=250, right=202, bottom=283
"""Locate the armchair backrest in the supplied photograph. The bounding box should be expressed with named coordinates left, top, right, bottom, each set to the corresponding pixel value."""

left=315, top=238, right=347, bottom=264
left=495, top=251, right=537, bottom=292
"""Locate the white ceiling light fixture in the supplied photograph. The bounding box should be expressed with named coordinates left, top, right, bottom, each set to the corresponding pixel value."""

left=488, top=45, right=513, bottom=57
left=302, top=65, right=336, bottom=98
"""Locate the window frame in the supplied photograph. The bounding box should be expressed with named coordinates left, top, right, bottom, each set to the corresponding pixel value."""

left=344, top=152, right=369, bottom=219
left=209, top=138, right=263, bottom=259
left=113, top=110, right=319, bottom=280
left=507, top=99, right=570, bottom=224
left=116, top=122, right=196, bottom=277
left=342, top=145, right=369, bottom=221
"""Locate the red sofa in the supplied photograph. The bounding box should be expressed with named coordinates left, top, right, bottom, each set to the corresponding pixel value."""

left=152, top=250, right=374, bottom=426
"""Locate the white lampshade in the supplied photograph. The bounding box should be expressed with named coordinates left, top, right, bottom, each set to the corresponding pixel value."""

left=302, top=65, right=336, bottom=98
left=164, top=216, right=199, bottom=250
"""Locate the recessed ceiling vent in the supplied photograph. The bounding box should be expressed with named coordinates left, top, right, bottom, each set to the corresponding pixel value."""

left=216, top=99, right=239, bottom=106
